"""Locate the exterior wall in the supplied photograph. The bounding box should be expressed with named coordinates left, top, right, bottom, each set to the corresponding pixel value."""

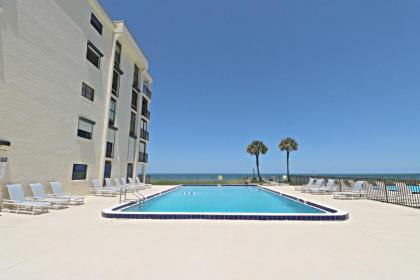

left=106, top=23, right=152, bottom=183
left=138, top=71, right=152, bottom=181
left=0, top=0, right=152, bottom=199
left=107, top=37, right=136, bottom=180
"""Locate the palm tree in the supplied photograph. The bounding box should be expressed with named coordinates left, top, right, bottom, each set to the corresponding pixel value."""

left=246, top=140, right=268, bottom=183
left=279, top=137, right=298, bottom=181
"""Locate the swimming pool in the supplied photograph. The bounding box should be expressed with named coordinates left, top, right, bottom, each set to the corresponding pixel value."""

left=102, top=185, right=348, bottom=221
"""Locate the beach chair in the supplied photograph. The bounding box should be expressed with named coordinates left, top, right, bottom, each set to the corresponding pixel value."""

left=104, top=178, right=123, bottom=191
left=128, top=177, right=149, bottom=190
left=29, top=183, right=69, bottom=209
left=4, top=184, right=50, bottom=214
left=135, top=176, right=151, bottom=188
left=114, top=178, right=136, bottom=192
left=333, top=181, right=365, bottom=199
left=303, top=178, right=325, bottom=193
left=121, top=177, right=141, bottom=191
left=49, top=181, right=84, bottom=205
left=296, top=178, right=314, bottom=191
left=310, top=179, right=335, bottom=194
left=91, top=179, right=118, bottom=196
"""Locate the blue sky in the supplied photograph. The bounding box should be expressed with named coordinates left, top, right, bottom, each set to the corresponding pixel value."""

left=101, top=0, right=420, bottom=174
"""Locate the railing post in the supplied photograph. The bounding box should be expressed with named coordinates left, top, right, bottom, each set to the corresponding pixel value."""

left=383, top=179, right=389, bottom=203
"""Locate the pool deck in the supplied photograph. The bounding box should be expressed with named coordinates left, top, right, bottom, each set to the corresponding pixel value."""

left=1, top=184, right=419, bottom=279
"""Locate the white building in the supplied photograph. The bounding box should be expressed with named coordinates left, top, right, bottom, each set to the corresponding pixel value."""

left=0, top=0, right=153, bottom=196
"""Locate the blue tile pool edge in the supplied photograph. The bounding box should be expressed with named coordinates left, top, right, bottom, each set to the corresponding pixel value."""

left=102, top=185, right=349, bottom=221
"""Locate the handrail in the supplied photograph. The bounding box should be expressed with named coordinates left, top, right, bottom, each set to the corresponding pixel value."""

left=119, top=187, right=146, bottom=204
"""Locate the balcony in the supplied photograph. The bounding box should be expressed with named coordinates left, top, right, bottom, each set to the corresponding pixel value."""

left=140, top=129, right=149, bottom=141
left=138, top=152, right=148, bottom=163
left=129, top=130, right=137, bottom=138
left=132, top=82, right=141, bottom=93
left=143, top=85, right=152, bottom=99
left=131, top=91, right=138, bottom=111
left=105, top=142, right=114, bottom=158
left=141, top=109, right=150, bottom=120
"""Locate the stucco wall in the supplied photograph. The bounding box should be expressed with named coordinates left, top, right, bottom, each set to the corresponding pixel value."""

left=0, top=0, right=152, bottom=199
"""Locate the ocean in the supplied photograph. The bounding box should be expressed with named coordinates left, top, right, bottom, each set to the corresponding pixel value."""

left=148, top=173, right=420, bottom=182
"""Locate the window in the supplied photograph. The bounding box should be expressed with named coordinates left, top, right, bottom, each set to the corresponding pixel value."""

left=140, top=119, right=149, bottom=140
left=142, top=97, right=148, bottom=111
left=114, top=41, right=122, bottom=65
left=104, top=161, right=112, bottom=180
left=72, top=164, right=87, bottom=180
left=143, top=83, right=152, bottom=99
left=77, top=117, right=95, bottom=139
left=133, top=65, right=139, bottom=89
left=106, top=128, right=116, bottom=158
left=139, top=141, right=146, bottom=154
left=127, top=163, right=133, bottom=179
left=131, top=90, right=138, bottom=110
left=111, top=70, right=120, bottom=96
left=81, top=82, right=94, bottom=101
left=141, top=119, right=148, bottom=131
left=90, top=13, right=103, bottom=35
left=128, top=137, right=136, bottom=161
left=130, top=113, right=136, bottom=136
left=86, top=41, right=103, bottom=68
left=141, top=97, right=150, bottom=119
left=139, top=141, right=147, bottom=162
left=109, top=98, right=116, bottom=126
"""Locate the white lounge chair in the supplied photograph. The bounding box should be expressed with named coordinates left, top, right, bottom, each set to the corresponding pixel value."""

left=120, top=177, right=138, bottom=190
left=135, top=177, right=151, bottom=188
left=311, top=179, right=335, bottom=194
left=91, top=179, right=118, bottom=196
left=104, top=178, right=124, bottom=191
left=296, top=178, right=315, bottom=191
left=127, top=177, right=148, bottom=190
left=29, top=183, right=69, bottom=209
left=303, top=178, right=325, bottom=193
left=4, top=184, right=50, bottom=214
left=49, top=181, right=84, bottom=205
left=114, top=178, right=136, bottom=192
left=333, top=181, right=365, bottom=199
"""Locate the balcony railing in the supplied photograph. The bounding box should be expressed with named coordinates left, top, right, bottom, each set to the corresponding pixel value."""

left=141, top=109, right=150, bottom=120
left=129, top=130, right=137, bottom=138
left=138, top=152, right=148, bottom=163
left=143, top=85, right=152, bottom=99
left=140, top=129, right=149, bottom=141
left=132, top=82, right=140, bottom=93
left=131, top=94, right=138, bottom=111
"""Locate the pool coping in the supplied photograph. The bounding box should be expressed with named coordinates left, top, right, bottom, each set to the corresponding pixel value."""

left=102, top=185, right=349, bottom=221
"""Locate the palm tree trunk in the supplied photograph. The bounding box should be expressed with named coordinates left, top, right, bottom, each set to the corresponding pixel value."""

left=256, top=155, right=261, bottom=183
left=286, top=151, right=290, bottom=181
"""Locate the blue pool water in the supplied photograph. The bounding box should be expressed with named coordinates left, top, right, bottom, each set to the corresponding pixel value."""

left=122, top=185, right=324, bottom=214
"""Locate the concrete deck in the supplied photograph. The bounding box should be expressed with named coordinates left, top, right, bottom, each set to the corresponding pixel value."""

left=1, top=185, right=419, bottom=279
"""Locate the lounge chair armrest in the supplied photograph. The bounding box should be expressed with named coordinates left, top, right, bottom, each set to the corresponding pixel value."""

left=2, top=199, right=18, bottom=204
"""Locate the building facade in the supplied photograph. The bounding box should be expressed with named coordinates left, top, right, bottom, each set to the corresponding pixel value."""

left=0, top=0, right=152, bottom=196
